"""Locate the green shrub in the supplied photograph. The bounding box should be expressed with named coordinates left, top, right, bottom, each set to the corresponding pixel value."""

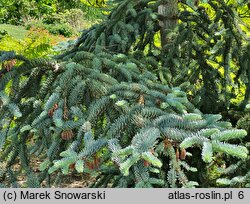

left=64, top=9, right=85, bottom=30
left=0, top=0, right=101, bottom=29
left=25, top=9, right=89, bottom=37
left=25, top=19, right=45, bottom=30
left=45, top=23, right=74, bottom=38
left=25, top=19, right=74, bottom=38
left=42, top=13, right=66, bottom=25
left=0, top=28, right=66, bottom=59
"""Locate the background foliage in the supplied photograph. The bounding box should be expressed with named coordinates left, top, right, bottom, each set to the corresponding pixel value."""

left=0, top=0, right=102, bottom=37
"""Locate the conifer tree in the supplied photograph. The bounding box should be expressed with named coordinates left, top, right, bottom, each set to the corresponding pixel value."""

left=0, top=0, right=249, bottom=187
left=69, top=0, right=250, bottom=114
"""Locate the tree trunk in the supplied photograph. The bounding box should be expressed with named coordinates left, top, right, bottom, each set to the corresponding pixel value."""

left=158, top=0, right=179, bottom=49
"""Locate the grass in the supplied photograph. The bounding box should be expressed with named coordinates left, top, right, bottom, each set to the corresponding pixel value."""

left=0, top=24, right=28, bottom=39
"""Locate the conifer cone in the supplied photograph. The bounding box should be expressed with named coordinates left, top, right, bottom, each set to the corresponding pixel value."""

left=164, top=138, right=171, bottom=149
left=61, top=130, right=74, bottom=140
left=138, top=94, right=145, bottom=105
left=143, top=160, right=150, bottom=167
left=3, top=59, right=16, bottom=72
left=69, top=163, right=75, bottom=170
left=180, top=149, right=186, bottom=160
left=53, top=103, right=58, bottom=110
left=48, top=108, right=54, bottom=117
left=93, top=157, right=100, bottom=169
left=86, top=161, right=95, bottom=170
